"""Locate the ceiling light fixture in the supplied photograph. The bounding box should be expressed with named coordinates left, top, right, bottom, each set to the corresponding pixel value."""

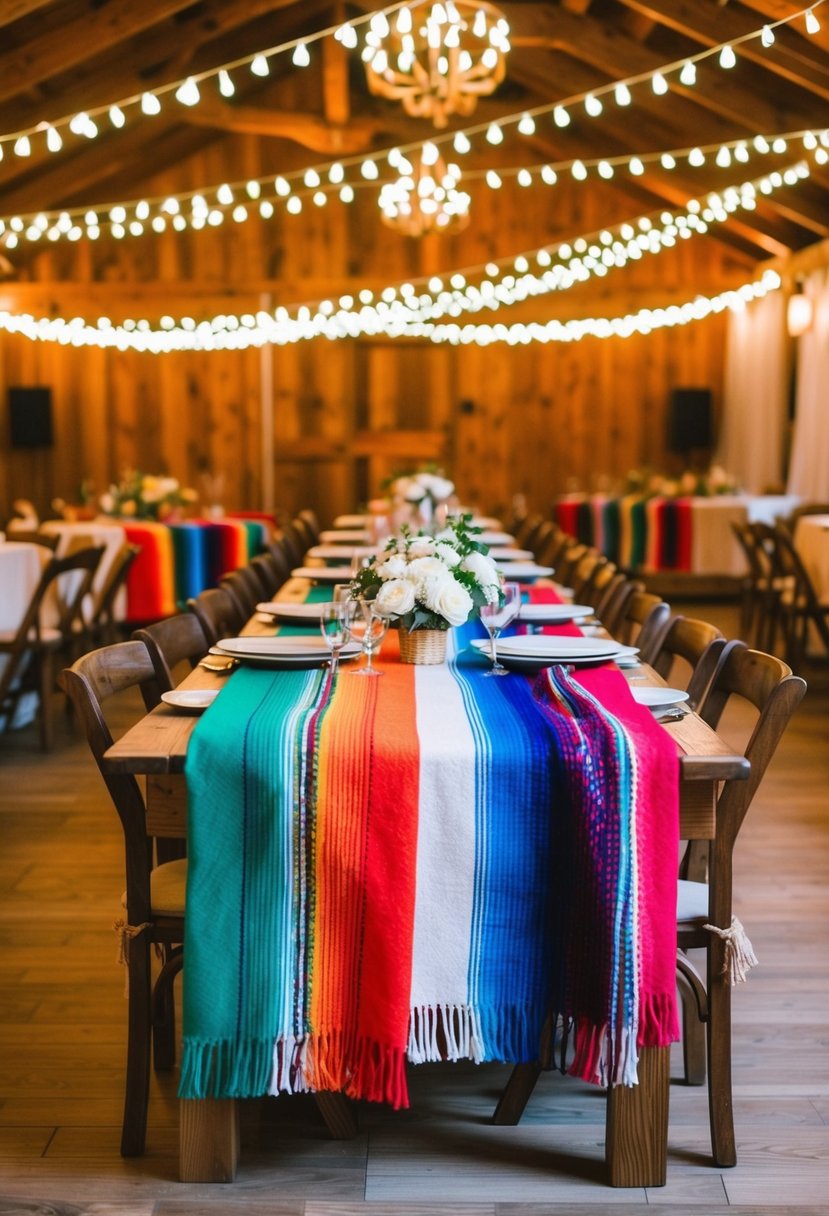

left=364, top=0, right=510, bottom=128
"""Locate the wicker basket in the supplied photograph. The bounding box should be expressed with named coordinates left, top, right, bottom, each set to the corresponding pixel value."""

left=398, top=628, right=448, bottom=665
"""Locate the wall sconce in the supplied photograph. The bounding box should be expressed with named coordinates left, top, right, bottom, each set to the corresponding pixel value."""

left=787, top=288, right=813, bottom=337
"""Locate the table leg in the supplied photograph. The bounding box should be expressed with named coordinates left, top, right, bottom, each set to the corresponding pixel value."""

left=605, top=1046, right=669, bottom=1187
left=180, top=1098, right=239, bottom=1182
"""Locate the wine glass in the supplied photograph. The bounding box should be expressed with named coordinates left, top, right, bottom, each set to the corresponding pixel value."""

left=319, top=601, right=351, bottom=676
left=479, top=581, right=521, bottom=676
left=347, top=600, right=387, bottom=677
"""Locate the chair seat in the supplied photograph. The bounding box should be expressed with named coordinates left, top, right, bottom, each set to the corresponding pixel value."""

left=122, top=858, right=188, bottom=919
left=677, top=877, right=707, bottom=925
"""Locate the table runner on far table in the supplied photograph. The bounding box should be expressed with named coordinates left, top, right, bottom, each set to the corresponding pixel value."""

left=180, top=603, right=679, bottom=1107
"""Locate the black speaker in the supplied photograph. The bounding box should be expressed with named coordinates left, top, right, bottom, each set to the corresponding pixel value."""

left=8, top=387, right=53, bottom=449
left=667, top=387, right=712, bottom=454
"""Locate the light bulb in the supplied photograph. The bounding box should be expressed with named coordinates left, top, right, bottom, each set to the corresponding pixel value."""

left=584, top=94, right=603, bottom=117
left=109, top=105, right=126, bottom=128
left=761, top=25, right=775, bottom=47
left=679, top=61, right=697, bottom=86
left=518, top=113, right=535, bottom=135
left=486, top=123, right=503, bottom=144
left=292, top=42, right=310, bottom=67
left=651, top=72, right=668, bottom=95
left=218, top=70, right=235, bottom=97
left=175, top=78, right=200, bottom=106
left=251, top=55, right=269, bottom=76
left=141, top=93, right=161, bottom=115
left=805, top=9, right=821, bottom=34
left=454, top=131, right=471, bottom=153
left=553, top=106, right=570, bottom=128
left=719, top=45, right=737, bottom=69
left=46, top=126, right=63, bottom=152
left=14, top=135, right=31, bottom=156
left=615, top=83, right=632, bottom=106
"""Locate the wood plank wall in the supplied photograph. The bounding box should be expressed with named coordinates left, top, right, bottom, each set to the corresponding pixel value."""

left=0, top=132, right=754, bottom=526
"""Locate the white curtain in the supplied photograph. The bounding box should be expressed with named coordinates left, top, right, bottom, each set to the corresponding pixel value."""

left=718, top=291, right=789, bottom=494
left=787, top=269, right=829, bottom=500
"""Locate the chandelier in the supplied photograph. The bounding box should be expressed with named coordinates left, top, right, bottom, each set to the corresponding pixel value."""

left=379, top=146, right=471, bottom=236
left=364, top=1, right=511, bottom=129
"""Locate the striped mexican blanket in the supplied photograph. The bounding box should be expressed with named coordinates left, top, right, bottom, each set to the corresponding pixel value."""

left=179, top=616, right=679, bottom=1106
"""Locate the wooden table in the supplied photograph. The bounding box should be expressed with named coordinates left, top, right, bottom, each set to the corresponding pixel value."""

left=103, top=588, right=748, bottom=1187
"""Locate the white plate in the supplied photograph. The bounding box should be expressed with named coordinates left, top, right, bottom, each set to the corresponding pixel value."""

left=488, top=547, right=534, bottom=561
left=631, top=686, right=690, bottom=710
left=333, top=515, right=370, bottom=528
left=471, top=638, right=623, bottom=666
left=517, top=603, right=594, bottom=624
left=319, top=530, right=372, bottom=544
left=291, top=566, right=355, bottom=583
left=492, top=562, right=554, bottom=582
left=306, top=544, right=379, bottom=561
left=161, top=689, right=220, bottom=712
left=492, top=635, right=626, bottom=660
left=215, top=636, right=362, bottom=668
left=469, top=516, right=502, bottom=529
left=256, top=601, right=327, bottom=622
left=478, top=531, right=515, bottom=545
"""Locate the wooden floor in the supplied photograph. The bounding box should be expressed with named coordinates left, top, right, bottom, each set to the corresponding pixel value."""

left=2, top=601, right=828, bottom=1215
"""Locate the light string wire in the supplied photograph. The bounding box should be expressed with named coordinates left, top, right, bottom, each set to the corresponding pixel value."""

left=0, top=0, right=822, bottom=164
left=1, top=124, right=825, bottom=248
left=0, top=0, right=414, bottom=153
left=0, top=271, right=782, bottom=349
left=0, top=159, right=805, bottom=351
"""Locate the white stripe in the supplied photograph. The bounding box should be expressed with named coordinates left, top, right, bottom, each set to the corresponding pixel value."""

left=409, top=656, right=478, bottom=1057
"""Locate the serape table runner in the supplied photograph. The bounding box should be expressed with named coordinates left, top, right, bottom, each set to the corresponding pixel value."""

left=180, top=589, right=679, bottom=1106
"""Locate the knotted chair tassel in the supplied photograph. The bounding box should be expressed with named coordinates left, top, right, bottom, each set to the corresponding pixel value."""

left=703, top=916, right=758, bottom=985
left=113, top=918, right=152, bottom=995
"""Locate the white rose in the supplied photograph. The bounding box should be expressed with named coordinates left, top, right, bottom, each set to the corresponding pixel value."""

left=418, top=473, right=454, bottom=501
left=461, top=551, right=500, bottom=589
left=421, top=573, right=473, bottom=626
left=407, top=537, right=436, bottom=559
left=376, top=554, right=407, bottom=580
left=407, top=555, right=447, bottom=580
left=434, top=542, right=460, bottom=567
left=99, top=492, right=115, bottom=513
left=374, top=578, right=416, bottom=618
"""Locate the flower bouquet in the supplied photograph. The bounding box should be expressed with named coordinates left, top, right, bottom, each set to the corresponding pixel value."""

left=349, top=515, right=502, bottom=662
left=100, top=470, right=197, bottom=521
left=386, top=466, right=456, bottom=531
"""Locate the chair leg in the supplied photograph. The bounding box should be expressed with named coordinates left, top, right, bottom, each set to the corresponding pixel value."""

left=152, top=947, right=183, bottom=1072
left=122, top=933, right=152, bottom=1157
left=492, top=1062, right=543, bottom=1125
left=36, top=651, right=54, bottom=751
left=706, top=961, right=737, bottom=1167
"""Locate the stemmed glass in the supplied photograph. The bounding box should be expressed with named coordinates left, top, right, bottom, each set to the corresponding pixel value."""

left=319, top=601, right=352, bottom=677
left=479, top=581, right=521, bottom=676
left=347, top=599, right=387, bottom=677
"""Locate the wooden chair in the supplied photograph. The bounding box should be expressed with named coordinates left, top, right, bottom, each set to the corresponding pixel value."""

left=762, top=524, right=829, bottom=672
left=132, top=613, right=209, bottom=702
left=186, top=587, right=245, bottom=646
left=296, top=507, right=321, bottom=544
left=675, top=644, right=806, bottom=1165
left=219, top=566, right=260, bottom=618
left=0, top=545, right=105, bottom=748
left=651, top=615, right=725, bottom=710
left=512, top=512, right=546, bottom=551
left=596, top=575, right=639, bottom=637
left=614, top=591, right=671, bottom=664
left=731, top=522, right=779, bottom=650
left=277, top=523, right=307, bottom=568
left=570, top=553, right=611, bottom=602
left=87, top=543, right=142, bottom=648
left=249, top=551, right=286, bottom=599
left=59, top=641, right=187, bottom=1156
left=492, top=644, right=805, bottom=1170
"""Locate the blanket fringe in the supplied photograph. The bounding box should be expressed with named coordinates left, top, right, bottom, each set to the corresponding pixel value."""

left=179, top=1036, right=277, bottom=1099
left=703, top=916, right=758, bottom=984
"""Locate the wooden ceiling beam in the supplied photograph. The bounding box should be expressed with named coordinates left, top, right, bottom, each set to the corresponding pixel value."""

left=506, top=3, right=821, bottom=132
left=0, top=0, right=55, bottom=28
left=619, top=0, right=829, bottom=102
left=178, top=99, right=384, bottom=156
left=0, top=0, right=199, bottom=106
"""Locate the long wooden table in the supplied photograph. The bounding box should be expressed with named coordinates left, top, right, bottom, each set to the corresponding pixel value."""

left=103, top=584, right=748, bottom=1187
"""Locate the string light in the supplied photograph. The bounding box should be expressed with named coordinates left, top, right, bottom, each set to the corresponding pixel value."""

left=0, top=1, right=822, bottom=165
left=4, top=125, right=822, bottom=252
left=0, top=272, right=782, bottom=353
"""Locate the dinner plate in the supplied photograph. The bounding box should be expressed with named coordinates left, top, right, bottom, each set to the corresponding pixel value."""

left=488, top=635, right=626, bottom=661
left=478, top=531, right=516, bottom=545
left=492, top=562, right=554, bottom=581
left=488, top=547, right=534, bottom=561
left=319, top=530, right=372, bottom=544
left=291, top=565, right=355, bottom=583
left=517, top=603, right=593, bottom=624
left=333, top=514, right=370, bottom=528
left=256, top=601, right=328, bottom=622
left=631, top=686, right=690, bottom=710
left=160, top=688, right=220, bottom=712
left=215, top=636, right=362, bottom=667
left=305, top=544, right=379, bottom=561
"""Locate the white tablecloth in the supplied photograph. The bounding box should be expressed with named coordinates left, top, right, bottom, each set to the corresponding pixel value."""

left=38, top=518, right=128, bottom=621
left=794, top=515, right=829, bottom=604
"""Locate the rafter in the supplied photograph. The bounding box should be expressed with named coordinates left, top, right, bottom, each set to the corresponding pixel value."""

left=0, top=0, right=55, bottom=28
left=619, top=0, right=829, bottom=102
